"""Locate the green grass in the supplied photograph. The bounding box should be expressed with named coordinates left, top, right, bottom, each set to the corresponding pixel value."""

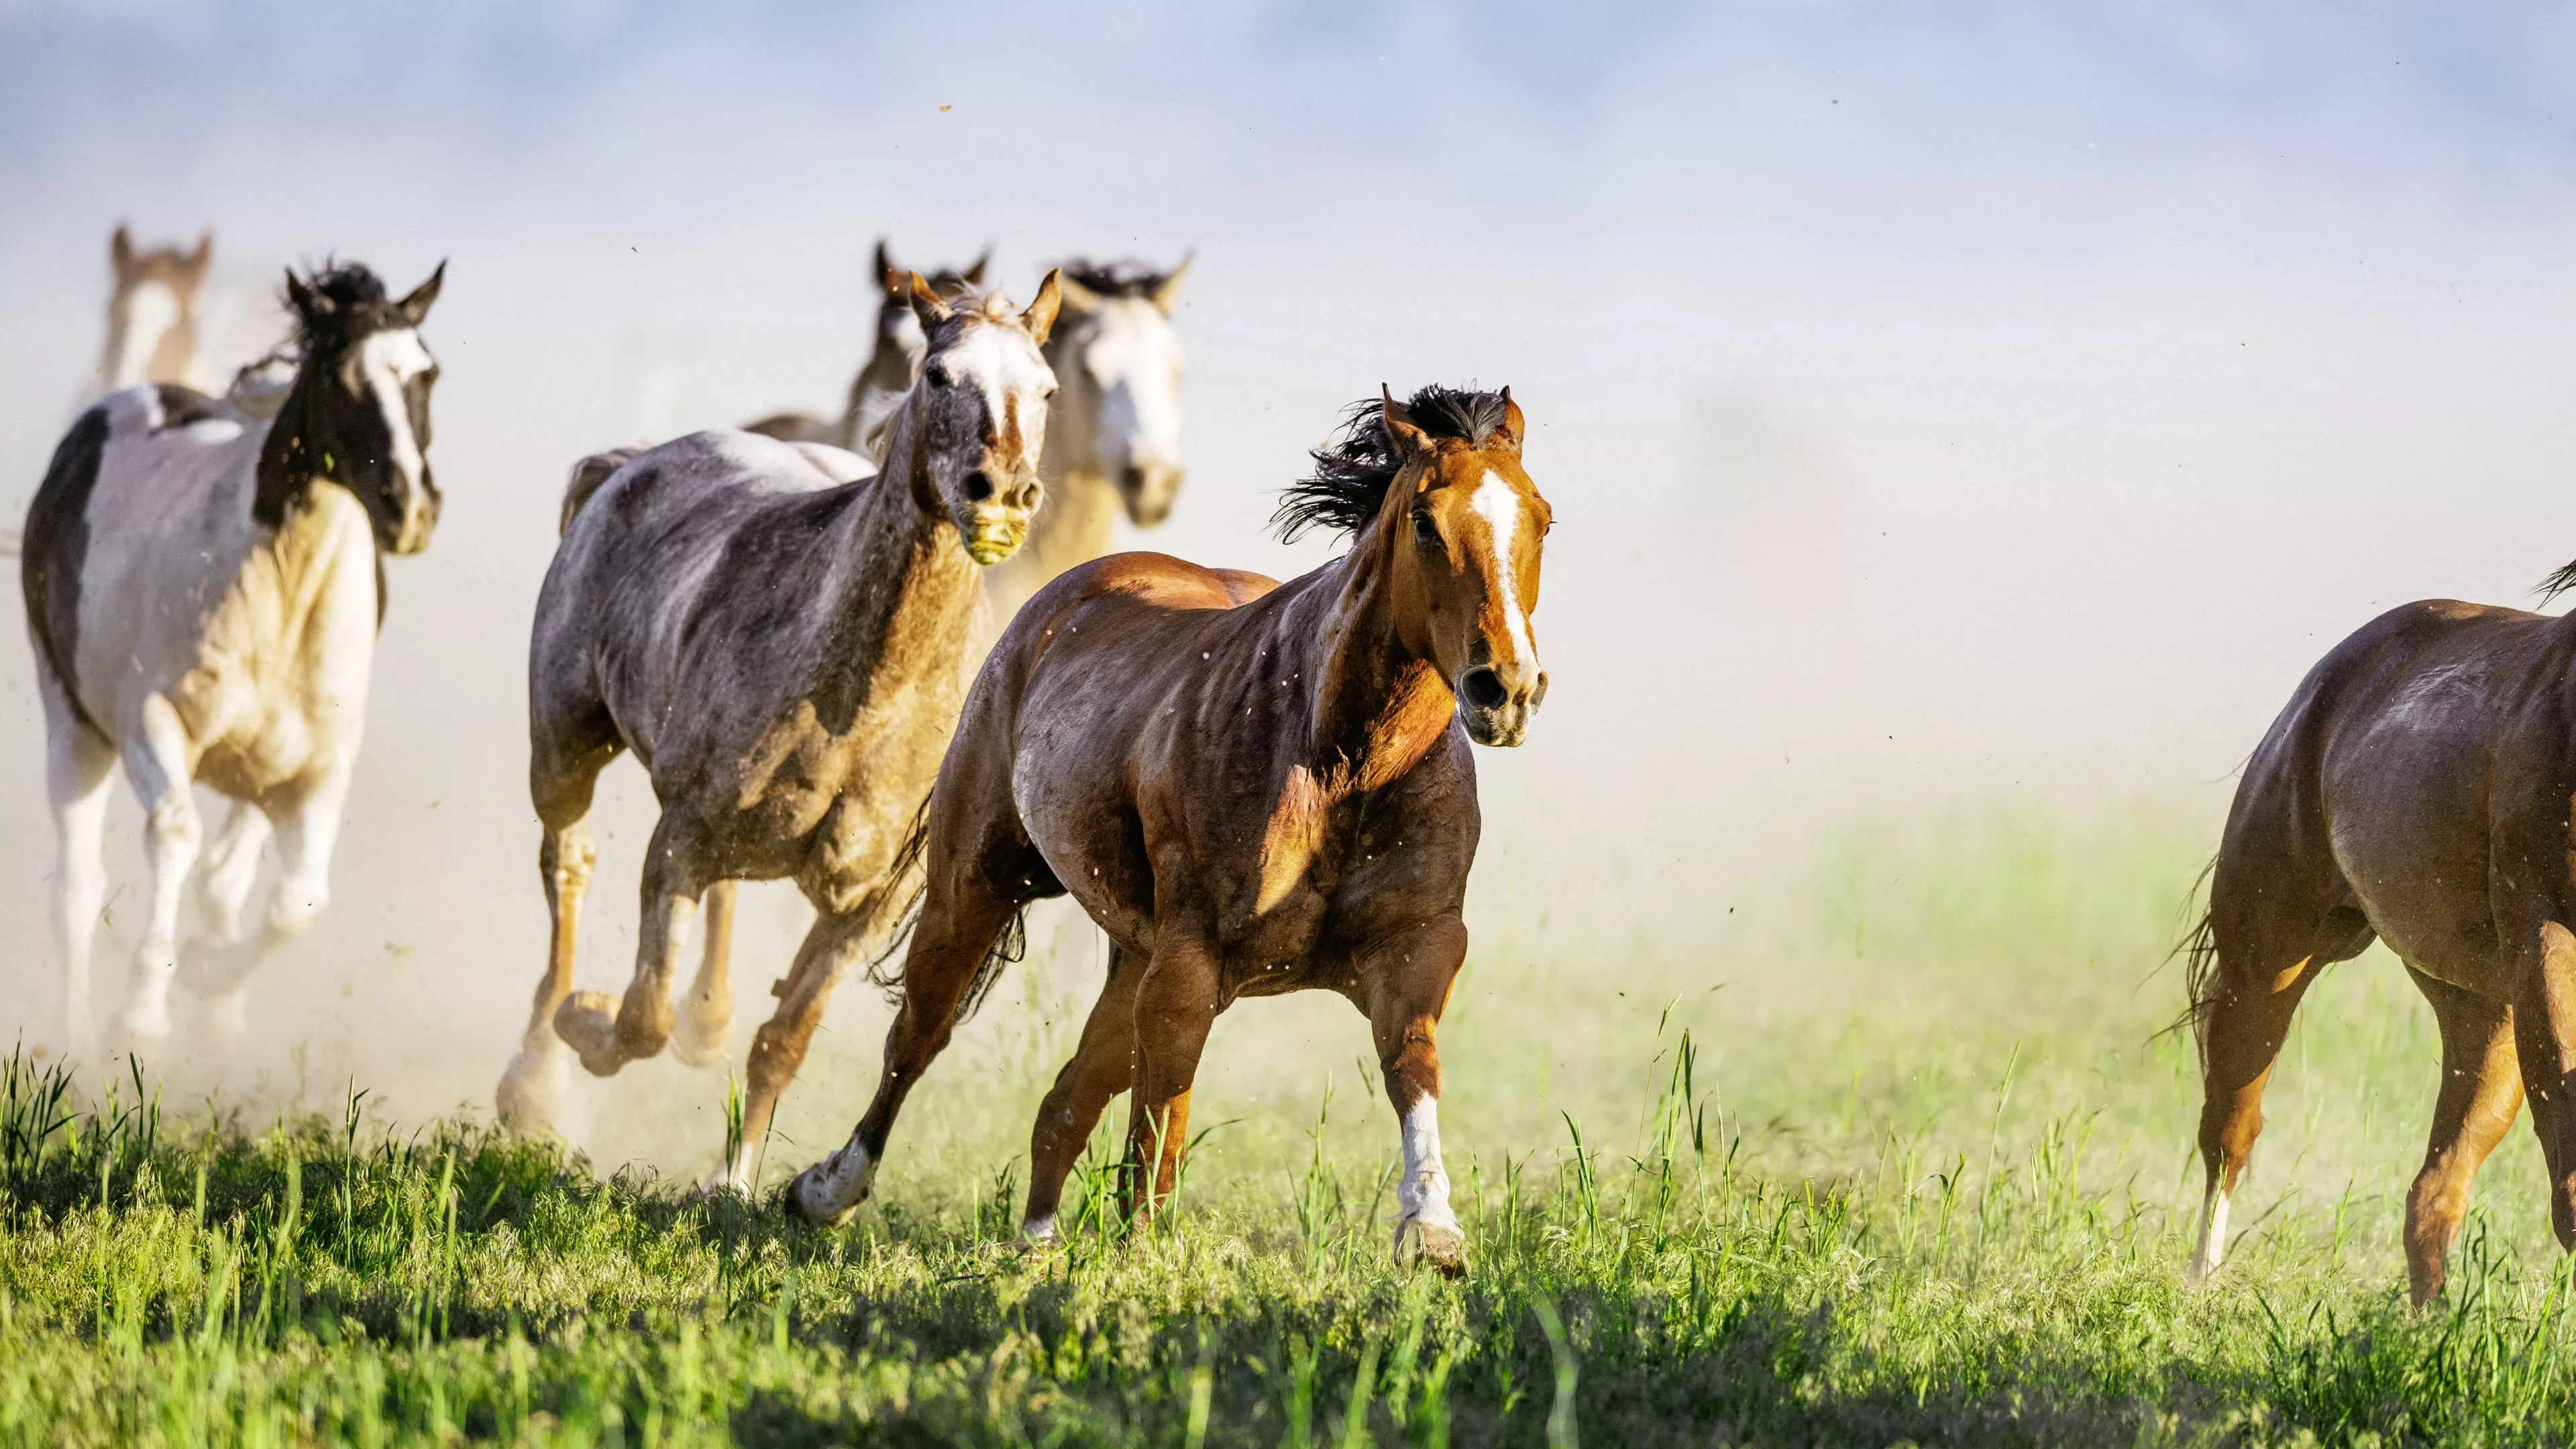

left=5, top=790, right=2575, bottom=1446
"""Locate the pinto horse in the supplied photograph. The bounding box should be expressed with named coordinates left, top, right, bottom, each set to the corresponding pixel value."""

left=26, top=260, right=445, bottom=1057
left=2184, top=575, right=2576, bottom=1303
left=786, top=385, right=1551, bottom=1271
left=498, top=272, right=1062, bottom=1191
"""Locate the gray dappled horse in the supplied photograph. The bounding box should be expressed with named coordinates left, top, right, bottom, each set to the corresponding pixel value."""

left=743, top=241, right=989, bottom=457
left=26, top=260, right=445, bottom=1058
left=498, top=272, right=1062, bottom=1192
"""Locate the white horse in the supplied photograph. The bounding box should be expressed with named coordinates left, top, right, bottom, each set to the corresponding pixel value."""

left=24, top=260, right=446, bottom=1058
left=983, top=256, right=1190, bottom=627
left=97, top=227, right=212, bottom=396
left=744, top=240, right=989, bottom=454
left=498, top=272, right=1061, bottom=1191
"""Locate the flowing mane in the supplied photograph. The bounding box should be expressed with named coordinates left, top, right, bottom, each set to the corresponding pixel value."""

left=1271, top=384, right=1509, bottom=543
left=1057, top=258, right=1177, bottom=299
left=283, top=262, right=400, bottom=355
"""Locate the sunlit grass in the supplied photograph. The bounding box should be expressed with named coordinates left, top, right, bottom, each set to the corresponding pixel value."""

left=2, top=790, right=2569, bottom=1445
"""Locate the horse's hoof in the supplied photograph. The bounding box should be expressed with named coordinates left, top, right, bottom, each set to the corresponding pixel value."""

left=494, top=1051, right=567, bottom=1133
left=551, top=992, right=627, bottom=1077
left=1397, top=1218, right=1467, bottom=1277
left=1020, top=1214, right=1061, bottom=1249
left=786, top=1144, right=877, bottom=1228
left=669, top=1014, right=732, bottom=1069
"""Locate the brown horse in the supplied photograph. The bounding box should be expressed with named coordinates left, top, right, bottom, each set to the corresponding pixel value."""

left=783, top=385, right=1552, bottom=1271
left=2186, top=572, right=2576, bottom=1303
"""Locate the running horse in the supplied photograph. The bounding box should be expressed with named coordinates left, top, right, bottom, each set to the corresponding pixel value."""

left=26, top=259, right=445, bottom=1056
left=786, top=384, right=1552, bottom=1273
left=982, top=256, right=1191, bottom=627
left=2184, top=567, right=2576, bottom=1303
left=497, top=272, right=1062, bottom=1191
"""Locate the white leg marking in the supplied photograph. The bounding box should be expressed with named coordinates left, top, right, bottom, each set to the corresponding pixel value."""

left=1471, top=470, right=1536, bottom=665
left=495, top=1036, right=570, bottom=1134
left=2186, top=1183, right=2231, bottom=1288
left=790, top=1134, right=879, bottom=1226
left=1393, top=1095, right=1464, bottom=1266
left=47, top=731, right=114, bottom=1059
left=1021, top=1212, right=1059, bottom=1246
left=197, top=804, right=272, bottom=947
left=117, top=698, right=199, bottom=1046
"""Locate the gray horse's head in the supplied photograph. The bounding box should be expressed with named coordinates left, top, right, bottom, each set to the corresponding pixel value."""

left=900, top=270, right=1061, bottom=565
left=1051, top=257, right=1189, bottom=526
left=259, top=260, right=447, bottom=555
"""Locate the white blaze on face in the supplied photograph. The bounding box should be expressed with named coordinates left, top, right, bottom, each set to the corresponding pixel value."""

left=109, top=280, right=180, bottom=390
left=1399, top=1095, right=1459, bottom=1232
left=936, top=319, right=1055, bottom=470
left=1470, top=470, right=1538, bottom=669
left=1084, top=300, right=1186, bottom=471
left=357, top=327, right=435, bottom=499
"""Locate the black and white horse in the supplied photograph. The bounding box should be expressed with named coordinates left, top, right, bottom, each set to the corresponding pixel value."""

left=24, top=260, right=446, bottom=1057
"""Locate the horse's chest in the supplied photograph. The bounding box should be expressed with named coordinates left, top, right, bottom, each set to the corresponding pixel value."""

left=176, top=550, right=374, bottom=793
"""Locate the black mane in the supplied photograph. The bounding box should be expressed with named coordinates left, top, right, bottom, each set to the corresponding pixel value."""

left=284, top=262, right=402, bottom=358
left=1270, top=385, right=1509, bottom=543
left=1059, top=258, right=1175, bottom=299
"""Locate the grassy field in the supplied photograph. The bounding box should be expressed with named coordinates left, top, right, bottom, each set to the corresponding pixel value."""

left=4, top=790, right=2575, bottom=1446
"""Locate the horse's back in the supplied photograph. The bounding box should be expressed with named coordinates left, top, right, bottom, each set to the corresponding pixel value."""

left=2225, top=598, right=2576, bottom=975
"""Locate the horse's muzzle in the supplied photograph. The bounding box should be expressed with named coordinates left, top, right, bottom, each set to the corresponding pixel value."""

left=1458, top=663, right=1546, bottom=747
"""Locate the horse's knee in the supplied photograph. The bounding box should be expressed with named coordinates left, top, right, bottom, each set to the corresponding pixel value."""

left=268, top=878, right=328, bottom=939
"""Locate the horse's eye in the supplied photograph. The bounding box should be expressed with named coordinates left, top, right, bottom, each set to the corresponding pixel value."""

left=925, top=368, right=953, bottom=389
left=1043, top=385, right=1059, bottom=400
left=1412, top=510, right=1438, bottom=543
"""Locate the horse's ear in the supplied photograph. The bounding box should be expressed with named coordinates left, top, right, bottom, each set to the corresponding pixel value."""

left=1055, top=271, right=1102, bottom=317
left=1150, top=252, right=1192, bottom=315
left=111, top=225, right=135, bottom=274
left=1381, top=385, right=1434, bottom=470
left=963, top=248, right=991, bottom=287
left=1022, top=268, right=1063, bottom=345
left=398, top=260, right=446, bottom=325
left=285, top=268, right=324, bottom=323
left=908, top=271, right=954, bottom=328
left=873, top=238, right=898, bottom=292
left=1491, top=386, right=1524, bottom=454
left=185, top=232, right=212, bottom=279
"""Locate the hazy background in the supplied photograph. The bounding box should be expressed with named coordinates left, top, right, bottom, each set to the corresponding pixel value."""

left=1, top=2, right=2572, bottom=1181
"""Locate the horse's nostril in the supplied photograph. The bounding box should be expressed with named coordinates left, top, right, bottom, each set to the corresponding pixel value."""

left=962, top=470, right=996, bottom=502
left=1120, top=465, right=1148, bottom=492
left=1462, top=668, right=1508, bottom=710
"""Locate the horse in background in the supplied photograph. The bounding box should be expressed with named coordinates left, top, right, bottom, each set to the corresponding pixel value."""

left=787, top=385, right=1551, bottom=1277
left=2183, top=564, right=2576, bottom=1304
left=499, top=272, right=1063, bottom=1193
left=744, top=240, right=989, bottom=456
left=983, top=256, right=1191, bottom=627
left=27, top=260, right=446, bottom=1059
left=98, top=226, right=212, bottom=396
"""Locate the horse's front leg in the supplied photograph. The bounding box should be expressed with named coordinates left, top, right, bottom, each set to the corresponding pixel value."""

left=113, top=695, right=202, bottom=1047
left=1124, top=931, right=1222, bottom=1225
left=183, top=763, right=350, bottom=1043
left=1363, top=916, right=1470, bottom=1273
left=554, top=811, right=705, bottom=1076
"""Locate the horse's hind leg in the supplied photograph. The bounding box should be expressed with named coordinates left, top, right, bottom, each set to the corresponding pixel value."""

left=2402, top=966, right=2522, bottom=1305
left=44, top=708, right=115, bottom=1060
left=554, top=810, right=707, bottom=1076
left=113, top=694, right=202, bottom=1048
left=195, top=801, right=272, bottom=949
left=496, top=733, right=614, bottom=1132
left=186, top=765, right=352, bottom=1042
left=788, top=875, right=1019, bottom=1225
left=1022, top=945, right=1142, bottom=1241
left=672, top=879, right=737, bottom=1069
left=710, top=898, right=893, bottom=1193
left=2187, top=895, right=2373, bottom=1288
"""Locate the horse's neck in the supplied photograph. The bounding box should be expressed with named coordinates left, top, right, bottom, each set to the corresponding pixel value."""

left=807, top=404, right=983, bottom=716
left=1294, top=545, right=1456, bottom=792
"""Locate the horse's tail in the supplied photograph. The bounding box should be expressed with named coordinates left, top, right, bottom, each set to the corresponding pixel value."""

left=863, top=796, right=1030, bottom=1027
left=559, top=447, right=642, bottom=535
left=2167, top=857, right=2220, bottom=1067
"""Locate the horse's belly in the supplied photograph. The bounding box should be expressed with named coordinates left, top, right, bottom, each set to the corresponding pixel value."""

left=2324, top=721, right=2504, bottom=988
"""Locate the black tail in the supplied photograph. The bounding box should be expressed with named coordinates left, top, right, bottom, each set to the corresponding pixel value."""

left=861, top=798, right=1029, bottom=1027
left=2165, top=857, right=2220, bottom=1067
left=559, top=447, right=642, bottom=535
